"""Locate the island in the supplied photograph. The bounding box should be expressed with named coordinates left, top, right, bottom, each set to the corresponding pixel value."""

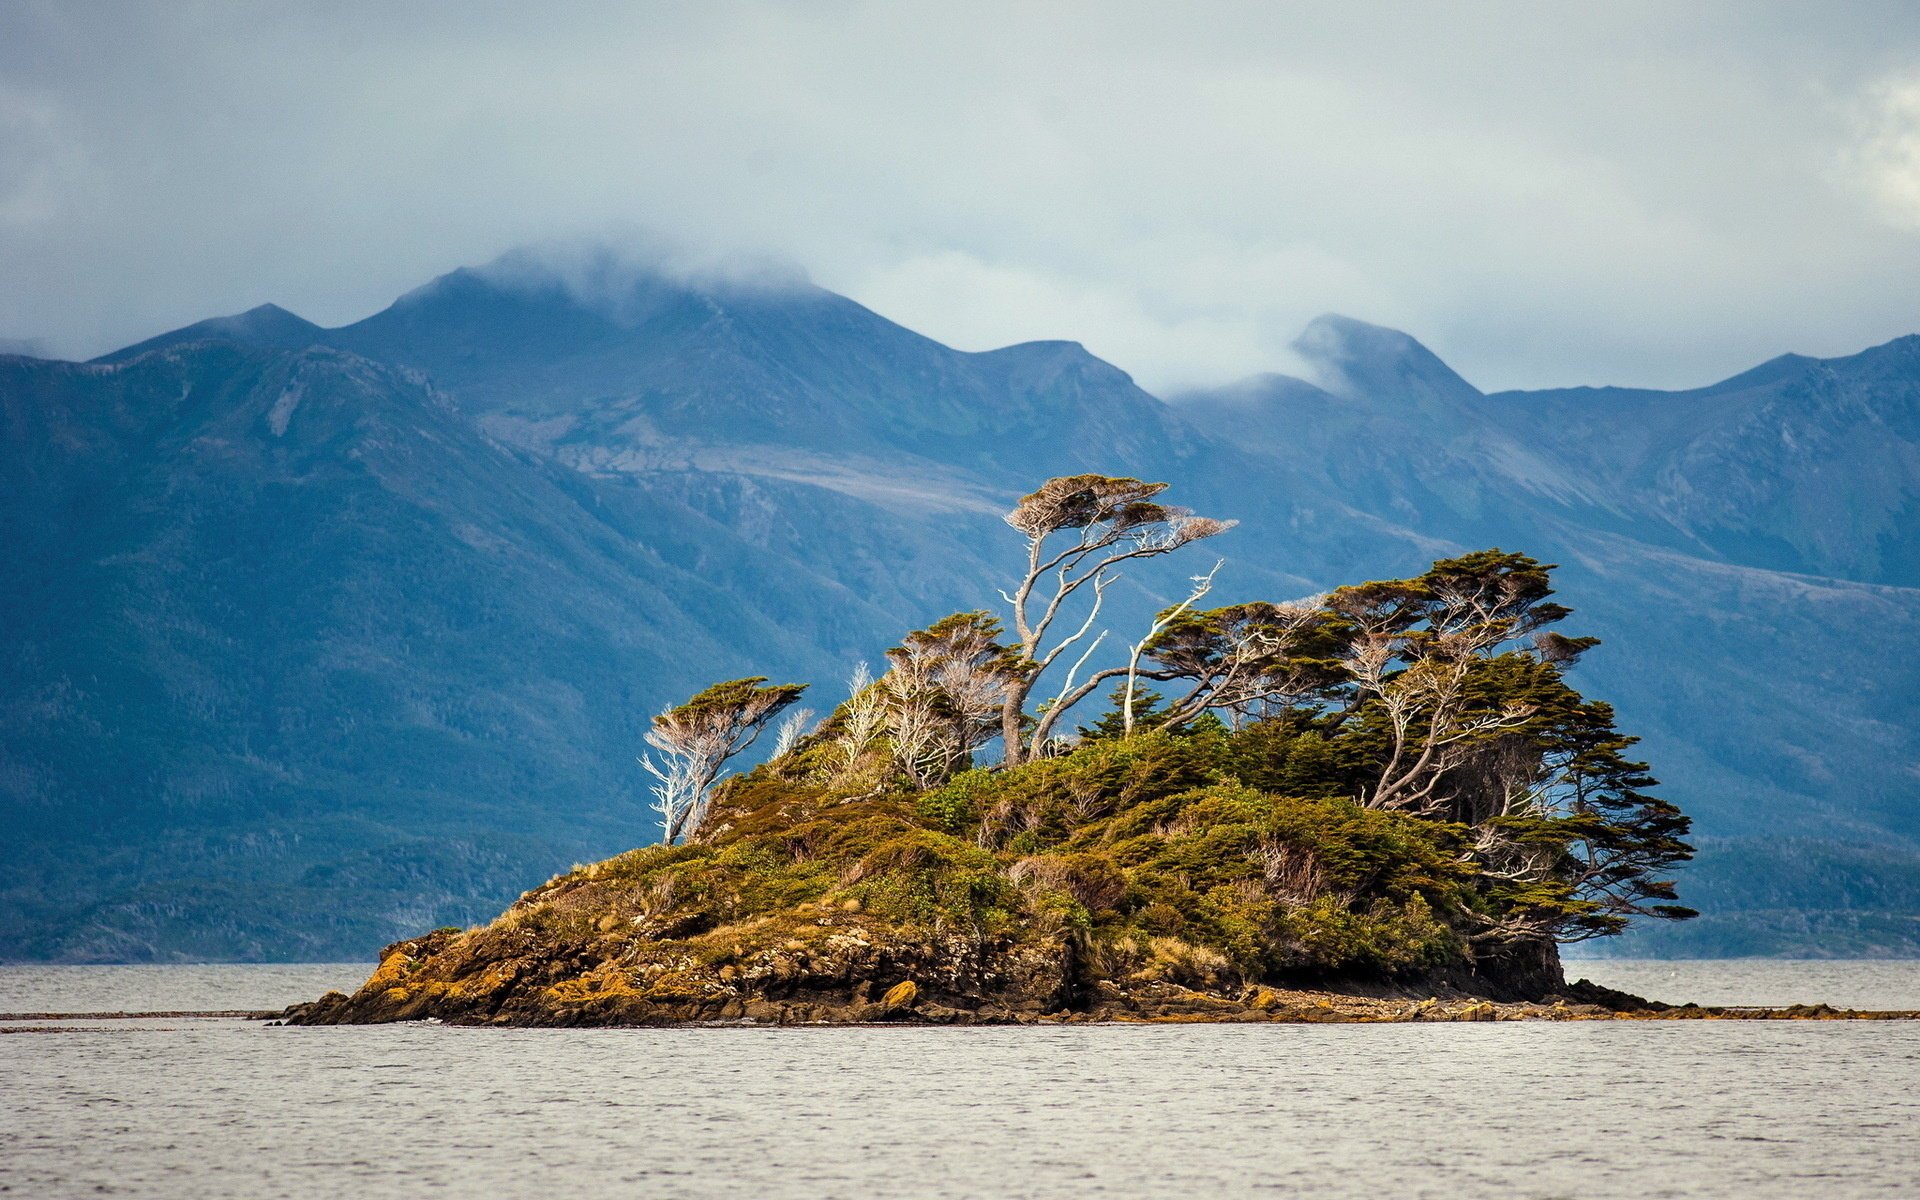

left=284, top=476, right=1895, bottom=1027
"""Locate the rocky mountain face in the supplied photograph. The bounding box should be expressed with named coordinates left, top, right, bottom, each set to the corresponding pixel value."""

left=4, top=253, right=1916, bottom=959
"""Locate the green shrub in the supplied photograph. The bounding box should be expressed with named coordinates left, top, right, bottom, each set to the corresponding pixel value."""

left=917, top=769, right=996, bottom=833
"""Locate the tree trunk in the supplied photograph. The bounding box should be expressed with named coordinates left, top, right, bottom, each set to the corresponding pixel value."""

left=1000, top=678, right=1031, bottom=766
left=1472, top=936, right=1566, bottom=1001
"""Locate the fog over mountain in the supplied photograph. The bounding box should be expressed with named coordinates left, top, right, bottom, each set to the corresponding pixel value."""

left=8, top=3, right=1920, bottom=393
left=3, top=248, right=1917, bottom=960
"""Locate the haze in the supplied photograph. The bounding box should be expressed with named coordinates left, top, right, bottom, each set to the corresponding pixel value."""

left=4, top=0, right=1919, bottom=391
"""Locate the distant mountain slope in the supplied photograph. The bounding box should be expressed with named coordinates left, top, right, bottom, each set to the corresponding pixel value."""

left=1493, top=336, right=1920, bottom=585
left=11, top=263, right=1303, bottom=960
left=7, top=254, right=1919, bottom=959
left=1177, top=318, right=1920, bottom=954
left=1179, top=316, right=1920, bottom=586
left=1569, top=837, right=1920, bottom=959
left=323, top=255, right=1199, bottom=483
left=0, top=342, right=942, bottom=959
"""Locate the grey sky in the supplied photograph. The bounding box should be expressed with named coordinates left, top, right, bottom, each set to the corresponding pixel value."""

left=4, top=1, right=1920, bottom=392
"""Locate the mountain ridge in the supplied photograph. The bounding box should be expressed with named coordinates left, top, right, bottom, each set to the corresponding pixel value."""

left=9, top=252, right=1918, bottom=959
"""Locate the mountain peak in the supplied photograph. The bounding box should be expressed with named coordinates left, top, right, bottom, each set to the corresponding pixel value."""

left=1698, top=352, right=1819, bottom=396
left=95, top=302, right=323, bottom=364
left=975, top=338, right=1140, bottom=391
left=334, top=246, right=841, bottom=380
left=979, top=338, right=1100, bottom=366
left=1291, top=313, right=1480, bottom=406
left=233, top=301, right=300, bottom=321
left=217, top=303, right=323, bottom=343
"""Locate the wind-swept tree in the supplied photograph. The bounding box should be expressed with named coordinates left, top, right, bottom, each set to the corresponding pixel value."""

left=635, top=477, right=1693, bottom=951
left=878, top=612, right=1026, bottom=786
left=997, top=475, right=1233, bottom=763
left=1304, top=552, right=1693, bottom=942
left=1139, top=598, right=1347, bottom=729
left=1093, top=547, right=1693, bottom=944
left=1328, top=551, right=1569, bottom=812
left=642, top=677, right=806, bottom=844
left=1415, top=652, right=1696, bottom=944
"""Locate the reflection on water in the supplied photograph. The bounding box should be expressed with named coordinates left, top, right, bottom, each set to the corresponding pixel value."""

left=3, top=961, right=1917, bottom=1199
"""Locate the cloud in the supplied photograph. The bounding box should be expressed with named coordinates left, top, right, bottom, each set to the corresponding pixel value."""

left=470, top=234, right=816, bottom=320
left=850, top=249, right=1326, bottom=390
left=0, top=81, right=79, bottom=229
left=1845, top=75, right=1920, bottom=229
left=3, top=1, right=1920, bottom=391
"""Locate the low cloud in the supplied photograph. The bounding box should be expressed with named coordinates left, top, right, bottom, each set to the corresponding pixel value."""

left=470, top=235, right=815, bottom=322
left=4, top=2, right=1920, bottom=392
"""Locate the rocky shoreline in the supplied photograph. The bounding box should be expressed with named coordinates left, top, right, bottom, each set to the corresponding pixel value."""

left=279, top=930, right=1918, bottom=1027
left=280, top=988, right=1918, bottom=1027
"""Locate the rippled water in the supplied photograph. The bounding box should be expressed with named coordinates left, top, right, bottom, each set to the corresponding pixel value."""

left=4, top=961, right=1918, bottom=1199
left=1564, top=957, right=1920, bottom=1012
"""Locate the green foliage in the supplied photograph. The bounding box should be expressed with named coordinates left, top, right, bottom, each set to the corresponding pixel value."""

left=1078, top=687, right=1170, bottom=740
left=917, top=769, right=997, bottom=834
left=842, top=829, right=1017, bottom=931
left=1006, top=474, right=1178, bottom=536
left=601, top=543, right=1694, bottom=998
left=1056, top=779, right=1470, bottom=977
left=1220, top=716, right=1352, bottom=798
left=658, top=677, right=809, bottom=728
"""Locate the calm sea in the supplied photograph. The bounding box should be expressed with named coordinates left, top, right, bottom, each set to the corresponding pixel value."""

left=3, top=960, right=1916, bottom=1199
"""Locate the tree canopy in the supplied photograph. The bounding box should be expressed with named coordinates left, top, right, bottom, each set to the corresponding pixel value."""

left=641, top=676, right=807, bottom=845
left=640, top=475, right=1693, bottom=951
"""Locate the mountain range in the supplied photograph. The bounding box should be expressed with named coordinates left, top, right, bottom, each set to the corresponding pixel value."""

left=5, top=248, right=1917, bottom=960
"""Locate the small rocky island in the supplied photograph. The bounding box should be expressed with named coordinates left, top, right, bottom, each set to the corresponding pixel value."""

left=292, top=475, right=1722, bottom=1028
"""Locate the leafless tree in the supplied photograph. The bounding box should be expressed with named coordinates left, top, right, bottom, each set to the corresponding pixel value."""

left=879, top=612, right=1023, bottom=786
left=826, top=663, right=885, bottom=783
left=771, top=707, right=817, bottom=759
left=881, top=661, right=948, bottom=788
left=1121, top=563, right=1220, bottom=734
left=1257, top=837, right=1325, bottom=903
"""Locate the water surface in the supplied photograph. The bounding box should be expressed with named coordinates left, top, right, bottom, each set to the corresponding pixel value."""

left=4, top=961, right=1916, bottom=1199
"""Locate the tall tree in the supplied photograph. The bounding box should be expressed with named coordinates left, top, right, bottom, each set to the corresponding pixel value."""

left=1141, top=599, right=1347, bottom=729
left=1437, top=656, right=1696, bottom=943
left=1327, top=551, right=1568, bottom=811
left=997, top=475, right=1233, bottom=764
left=1308, top=552, right=1693, bottom=942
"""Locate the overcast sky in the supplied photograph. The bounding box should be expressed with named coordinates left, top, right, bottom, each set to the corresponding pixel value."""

left=4, top=1, right=1920, bottom=391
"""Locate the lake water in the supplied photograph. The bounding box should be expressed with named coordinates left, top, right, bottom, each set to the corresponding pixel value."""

left=4, top=960, right=1917, bottom=1198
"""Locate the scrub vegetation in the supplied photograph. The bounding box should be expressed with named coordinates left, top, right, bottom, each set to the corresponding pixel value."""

left=291, top=475, right=1694, bottom=1026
